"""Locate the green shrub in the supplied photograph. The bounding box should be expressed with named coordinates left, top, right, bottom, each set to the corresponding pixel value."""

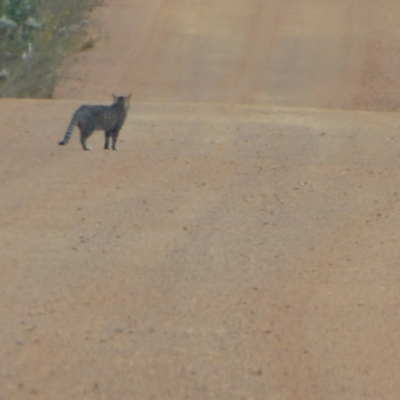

left=0, top=0, right=103, bottom=98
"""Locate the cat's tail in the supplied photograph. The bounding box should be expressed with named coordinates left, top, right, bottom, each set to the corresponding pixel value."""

left=58, top=109, right=81, bottom=146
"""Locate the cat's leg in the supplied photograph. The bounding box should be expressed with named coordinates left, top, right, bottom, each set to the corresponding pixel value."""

left=111, top=130, right=120, bottom=150
left=104, top=130, right=112, bottom=150
left=80, top=129, right=93, bottom=150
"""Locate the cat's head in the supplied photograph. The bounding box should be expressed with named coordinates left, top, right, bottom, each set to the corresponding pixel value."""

left=112, top=94, right=131, bottom=110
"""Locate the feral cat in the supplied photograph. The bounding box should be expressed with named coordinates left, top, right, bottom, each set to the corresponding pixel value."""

left=58, top=94, right=131, bottom=150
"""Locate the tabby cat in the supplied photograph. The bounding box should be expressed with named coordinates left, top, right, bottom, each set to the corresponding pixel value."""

left=58, top=94, right=131, bottom=150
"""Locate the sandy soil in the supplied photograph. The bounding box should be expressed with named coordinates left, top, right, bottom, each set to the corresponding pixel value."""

left=2, top=1, right=400, bottom=399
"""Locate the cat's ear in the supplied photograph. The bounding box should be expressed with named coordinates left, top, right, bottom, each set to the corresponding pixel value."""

left=112, top=93, right=118, bottom=101
left=127, top=94, right=132, bottom=100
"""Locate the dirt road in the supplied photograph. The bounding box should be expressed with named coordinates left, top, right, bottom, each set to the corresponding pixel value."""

left=2, top=1, right=400, bottom=399
left=55, top=0, right=400, bottom=111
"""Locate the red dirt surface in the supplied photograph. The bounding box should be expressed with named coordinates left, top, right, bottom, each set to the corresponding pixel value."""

left=2, top=1, right=400, bottom=399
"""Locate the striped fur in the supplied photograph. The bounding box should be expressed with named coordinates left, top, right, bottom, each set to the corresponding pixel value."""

left=58, top=94, right=131, bottom=150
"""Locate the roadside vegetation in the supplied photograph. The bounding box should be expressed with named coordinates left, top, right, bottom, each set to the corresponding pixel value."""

left=0, top=0, right=102, bottom=98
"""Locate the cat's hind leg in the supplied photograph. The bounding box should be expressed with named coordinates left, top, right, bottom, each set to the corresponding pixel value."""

left=80, top=129, right=93, bottom=150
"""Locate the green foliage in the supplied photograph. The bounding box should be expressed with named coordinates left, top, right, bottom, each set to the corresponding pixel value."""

left=0, top=0, right=103, bottom=98
left=5, top=0, right=33, bottom=25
